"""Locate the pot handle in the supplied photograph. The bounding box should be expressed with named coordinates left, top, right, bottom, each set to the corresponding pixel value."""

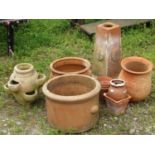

left=90, top=105, right=99, bottom=114
left=22, top=90, right=38, bottom=102
left=3, top=84, right=11, bottom=93
left=36, top=73, right=46, bottom=87
left=7, top=80, right=20, bottom=92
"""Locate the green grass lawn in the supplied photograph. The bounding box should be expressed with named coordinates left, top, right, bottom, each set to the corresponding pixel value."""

left=0, top=19, right=155, bottom=134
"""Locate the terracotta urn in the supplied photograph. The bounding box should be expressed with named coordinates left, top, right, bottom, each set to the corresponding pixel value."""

left=93, top=22, right=121, bottom=78
left=50, top=57, right=92, bottom=77
left=97, top=76, right=112, bottom=102
left=119, top=56, right=153, bottom=102
left=107, top=79, right=128, bottom=101
left=42, top=74, right=101, bottom=133
left=4, top=63, right=46, bottom=105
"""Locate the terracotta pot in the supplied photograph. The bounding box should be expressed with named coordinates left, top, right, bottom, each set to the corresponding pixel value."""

left=50, top=57, right=92, bottom=77
left=42, top=74, right=101, bottom=133
left=93, top=22, right=121, bottom=78
left=104, top=93, right=131, bottom=115
left=107, top=79, right=128, bottom=101
left=119, top=56, right=153, bottom=102
left=4, top=63, right=46, bottom=105
left=97, top=76, right=112, bottom=102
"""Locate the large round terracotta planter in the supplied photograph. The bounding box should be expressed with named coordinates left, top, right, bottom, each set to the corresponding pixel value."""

left=50, top=57, right=92, bottom=77
left=42, top=74, right=101, bottom=133
left=4, top=63, right=46, bottom=105
left=119, top=56, right=153, bottom=102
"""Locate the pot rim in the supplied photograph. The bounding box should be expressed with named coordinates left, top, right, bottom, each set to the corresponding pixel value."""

left=121, top=56, right=153, bottom=75
left=42, top=74, right=101, bottom=102
left=110, top=79, right=125, bottom=87
left=97, top=22, right=120, bottom=30
left=50, top=57, right=91, bottom=75
left=15, top=63, right=34, bottom=74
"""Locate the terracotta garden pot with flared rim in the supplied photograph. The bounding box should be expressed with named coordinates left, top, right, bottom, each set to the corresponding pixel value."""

left=97, top=76, right=112, bottom=102
left=93, top=22, right=121, bottom=78
left=104, top=93, right=131, bottom=115
left=107, top=79, right=128, bottom=101
left=50, top=57, right=92, bottom=77
left=42, top=74, right=101, bottom=133
left=4, top=63, right=47, bottom=105
left=119, top=56, right=153, bottom=102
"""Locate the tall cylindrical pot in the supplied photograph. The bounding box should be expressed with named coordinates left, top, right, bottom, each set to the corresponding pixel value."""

left=93, top=22, right=121, bottom=78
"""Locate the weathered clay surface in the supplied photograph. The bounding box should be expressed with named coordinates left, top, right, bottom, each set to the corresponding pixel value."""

left=42, top=74, right=101, bottom=133
left=119, top=56, right=153, bottom=102
left=107, top=79, right=128, bottom=101
left=4, top=63, right=46, bottom=105
left=104, top=93, right=131, bottom=115
left=93, top=22, right=121, bottom=78
left=50, top=57, right=92, bottom=77
left=97, top=76, right=112, bottom=102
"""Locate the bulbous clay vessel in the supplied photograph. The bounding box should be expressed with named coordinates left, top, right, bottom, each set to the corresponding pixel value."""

left=50, top=57, right=92, bottom=77
left=42, top=74, right=101, bottom=133
left=119, top=56, right=153, bottom=102
left=93, top=22, right=121, bottom=78
left=4, top=63, right=46, bottom=105
left=107, top=79, right=128, bottom=101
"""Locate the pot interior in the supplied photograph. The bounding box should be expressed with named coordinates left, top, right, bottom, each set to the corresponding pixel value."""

left=53, top=59, right=87, bottom=73
left=47, top=76, right=96, bottom=96
left=17, top=64, right=32, bottom=71
left=110, top=79, right=125, bottom=87
left=125, top=61, right=148, bottom=73
left=103, top=23, right=114, bottom=28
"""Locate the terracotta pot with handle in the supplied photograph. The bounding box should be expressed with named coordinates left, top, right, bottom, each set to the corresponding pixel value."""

left=119, top=56, right=153, bottom=102
left=42, top=74, right=101, bottom=133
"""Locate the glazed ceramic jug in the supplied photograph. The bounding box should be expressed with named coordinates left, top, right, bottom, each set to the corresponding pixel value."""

left=119, top=56, right=153, bottom=101
left=107, top=79, right=128, bottom=101
left=93, top=22, right=121, bottom=78
left=4, top=63, right=46, bottom=105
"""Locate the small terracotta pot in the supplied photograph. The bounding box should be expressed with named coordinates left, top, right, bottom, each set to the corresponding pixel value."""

left=4, top=63, right=46, bottom=105
left=42, top=74, right=101, bottom=133
left=97, top=76, right=112, bottom=102
left=50, top=57, right=92, bottom=77
left=93, top=22, right=121, bottom=78
left=104, top=93, right=131, bottom=115
left=119, top=56, right=153, bottom=101
left=107, top=79, right=128, bottom=101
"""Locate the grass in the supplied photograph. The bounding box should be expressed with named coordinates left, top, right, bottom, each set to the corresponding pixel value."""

left=0, top=19, right=155, bottom=134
